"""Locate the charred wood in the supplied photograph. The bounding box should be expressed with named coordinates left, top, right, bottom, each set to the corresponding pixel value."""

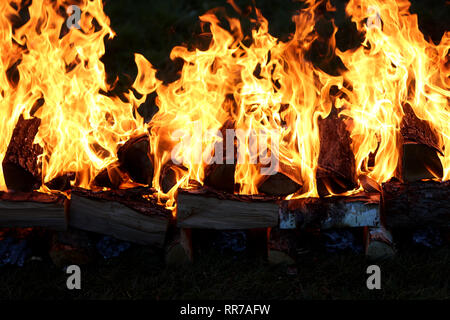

left=317, top=109, right=357, bottom=197
left=2, top=115, right=43, bottom=192
left=117, top=134, right=153, bottom=186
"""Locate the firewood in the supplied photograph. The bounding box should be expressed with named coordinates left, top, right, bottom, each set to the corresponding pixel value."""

left=364, top=226, right=395, bottom=260
left=258, top=172, right=301, bottom=197
left=283, top=192, right=380, bottom=229
left=401, top=103, right=442, bottom=154
left=178, top=187, right=380, bottom=230
left=0, top=191, right=68, bottom=230
left=2, top=115, right=43, bottom=192
left=45, top=172, right=75, bottom=191
left=399, top=143, right=443, bottom=182
left=204, top=163, right=236, bottom=194
left=69, top=188, right=171, bottom=246
left=177, top=187, right=279, bottom=229
left=317, top=109, right=357, bottom=196
left=358, top=174, right=381, bottom=193
left=204, top=120, right=236, bottom=193
left=382, top=180, right=450, bottom=228
left=160, top=164, right=188, bottom=194
left=91, top=162, right=124, bottom=189
left=117, top=134, right=153, bottom=185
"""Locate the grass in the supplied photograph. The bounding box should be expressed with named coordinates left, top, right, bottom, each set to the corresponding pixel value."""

left=0, top=241, right=448, bottom=300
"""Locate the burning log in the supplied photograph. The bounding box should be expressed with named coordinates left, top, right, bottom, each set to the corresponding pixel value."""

left=160, top=165, right=178, bottom=194
left=399, top=143, right=443, bottom=182
left=160, top=164, right=188, bottom=194
left=2, top=115, right=43, bottom=192
left=382, top=180, right=450, bottom=228
left=91, top=162, right=124, bottom=189
left=401, top=103, right=442, bottom=153
left=204, top=120, right=236, bottom=193
left=204, top=163, right=236, bottom=194
left=358, top=174, right=381, bottom=193
left=317, top=109, right=357, bottom=196
left=117, top=134, right=153, bottom=186
left=258, top=172, right=301, bottom=197
left=399, top=104, right=444, bottom=182
left=69, top=188, right=171, bottom=246
left=0, top=191, right=68, bottom=230
left=176, top=187, right=279, bottom=229
left=45, top=172, right=75, bottom=191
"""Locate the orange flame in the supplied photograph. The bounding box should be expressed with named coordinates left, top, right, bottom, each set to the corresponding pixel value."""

left=336, top=0, right=449, bottom=183
left=0, top=0, right=448, bottom=207
left=0, top=0, right=153, bottom=191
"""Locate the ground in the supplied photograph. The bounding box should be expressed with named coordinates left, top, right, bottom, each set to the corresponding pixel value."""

left=0, top=241, right=448, bottom=299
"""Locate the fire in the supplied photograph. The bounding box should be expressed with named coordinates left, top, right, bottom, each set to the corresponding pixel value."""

left=336, top=0, right=450, bottom=183
left=0, top=0, right=151, bottom=191
left=0, top=0, right=448, bottom=206
left=147, top=1, right=342, bottom=203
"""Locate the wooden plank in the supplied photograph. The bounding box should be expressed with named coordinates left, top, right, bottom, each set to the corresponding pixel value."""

left=0, top=192, right=67, bottom=230
left=177, top=189, right=279, bottom=229
left=69, top=188, right=171, bottom=246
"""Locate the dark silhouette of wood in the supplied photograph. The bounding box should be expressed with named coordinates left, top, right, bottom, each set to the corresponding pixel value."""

left=317, top=109, right=357, bottom=196
left=117, top=134, right=153, bottom=186
left=258, top=172, right=301, bottom=197
left=401, top=103, right=442, bottom=153
left=204, top=120, right=236, bottom=193
left=382, top=180, right=450, bottom=228
left=2, top=115, right=43, bottom=192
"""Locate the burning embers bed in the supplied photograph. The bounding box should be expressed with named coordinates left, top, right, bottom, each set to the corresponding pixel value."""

left=0, top=0, right=449, bottom=261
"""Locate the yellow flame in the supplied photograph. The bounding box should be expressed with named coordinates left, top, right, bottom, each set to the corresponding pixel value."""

left=0, top=0, right=151, bottom=191
left=337, top=0, right=449, bottom=183
left=0, top=0, right=448, bottom=207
